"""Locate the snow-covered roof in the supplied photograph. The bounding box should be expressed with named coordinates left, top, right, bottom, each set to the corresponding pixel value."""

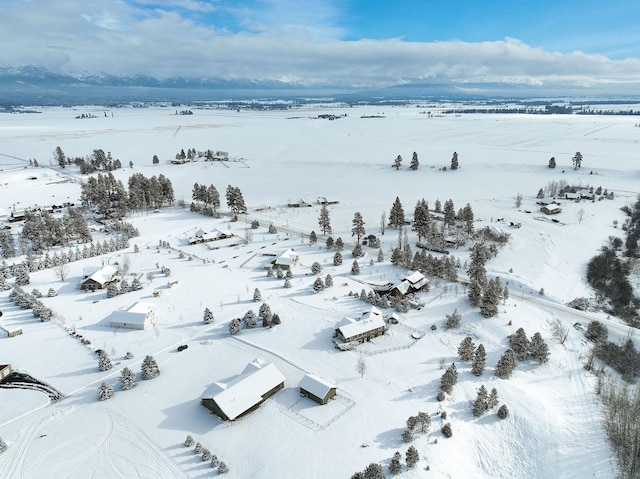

left=403, top=271, right=428, bottom=289
left=206, top=359, right=285, bottom=421
left=393, top=281, right=411, bottom=295
left=299, top=373, right=336, bottom=399
left=275, top=249, right=298, bottom=266
left=336, top=306, right=386, bottom=340
left=83, top=265, right=117, bottom=285
left=111, top=302, right=155, bottom=327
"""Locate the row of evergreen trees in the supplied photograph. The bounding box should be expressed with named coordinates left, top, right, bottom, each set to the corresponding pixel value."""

left=184, top=435, right=229, bottom=473
left=8, top=285, right=53, bottom=321
left=55, top=146, right=124, bottom=173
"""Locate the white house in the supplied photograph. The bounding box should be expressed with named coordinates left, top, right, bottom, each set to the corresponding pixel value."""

left=110, top=302, right=155, bottom=330
left=201, top=359, right=285, bottom=421
left=272, top=249, right=299, bottom=270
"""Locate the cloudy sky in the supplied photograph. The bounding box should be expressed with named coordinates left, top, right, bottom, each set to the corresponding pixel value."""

left=2, top=0, right=640, bottom=92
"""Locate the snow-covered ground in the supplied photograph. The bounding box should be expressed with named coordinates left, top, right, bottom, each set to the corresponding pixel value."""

left=1, top=104, right=637, bottom=477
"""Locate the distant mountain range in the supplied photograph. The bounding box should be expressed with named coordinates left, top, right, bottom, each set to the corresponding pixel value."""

left=0, top=65, right=636, bottom=106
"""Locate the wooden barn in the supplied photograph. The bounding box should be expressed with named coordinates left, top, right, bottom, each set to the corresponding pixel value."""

left=391, top=271, right=429, bottom=298
left=541, top=204, right=562, bottom=215
left=201, top=359, right=285, bottom=421
left=0, top=364, right=12, bottom=383
left=299, top=373, right=337, bottom=405
left=334, top=306, right=387, bottom=345
left=110, top=302, right=155, bottom=330
left=80, top=265, right=118, bottom=291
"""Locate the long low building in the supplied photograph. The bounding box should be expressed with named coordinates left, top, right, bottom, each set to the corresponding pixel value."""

left=201, top=359, right=285, bottom=421
left=110, top=302, right=155, bottom=330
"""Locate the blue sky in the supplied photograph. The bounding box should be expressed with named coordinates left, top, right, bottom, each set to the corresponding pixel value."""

left=2, top=0, right=640, bottom=93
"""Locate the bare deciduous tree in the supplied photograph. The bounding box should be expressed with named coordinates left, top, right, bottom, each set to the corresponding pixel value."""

left=356, top=355, right=367, bottom=377
left=576, top=209, right=585, bottom=223
left=550, top=318, right=569, bottom=346
left=54, top=263, right=70, bottom=282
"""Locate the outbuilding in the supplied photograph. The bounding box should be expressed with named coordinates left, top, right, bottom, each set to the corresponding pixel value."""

left=110, top=302, right=155, bottom=330
left=0, top=364, right=12, bottom=383
left=299, top=373, right=337, bottom=405
left=81, top=265, right=118, bottom=291
left=334, top=306, right=387, bottom=344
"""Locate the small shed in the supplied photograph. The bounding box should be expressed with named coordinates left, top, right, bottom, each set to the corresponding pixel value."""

left=272, top=249, right=298, bottom=270
left=299, top=373, right=337, bottom=405
left=541, top=204, right=562, bottom=215
left=0, top=364, right=12, bottom=383
left=110, top=302, right=155, bottom=330
left=201, top=359, right=285, bottom=421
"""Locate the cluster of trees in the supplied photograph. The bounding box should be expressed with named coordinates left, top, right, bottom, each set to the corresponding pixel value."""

left=536, top=181, right=614, bottom=201
left=458, top=337, right=487, bottom=376
left=106, top=275, right=142, bottom=299
left=17, top=208, right=92, bottom=254
left=392, top=245, right=459, bottom=281
left=439, top=363, right=458, bottom=397
left=401, top=412, right=430, bottom=443
left=81, top=172, right=174, bottom=218
left=203, top=307, right=215, bottom=324
left=467, top=243, right=508, bottom=317
left=508, top=327, right=550, bottom=364
left=621, top=194, right=640, bottom=257
left=390, top=151, right=458, bottom=171
left=8, top=285, right=53, bottom=321
left=229, top=303, right=281, bottom=334
left=191, top=182, right=220, bottom=212
left=175, top=148, right=197, bottom=161
left=225, top=185, right=247, bottom=215
left=313, top=273, right=334, bottom=293
left=184, top=435, right=228, bottom=473
left=55, top=146, right=125, bottom=173
left=587, top=246, right=637, bottom=320
left=594, top=337, right=640, bottom=383
left=98, top=355, right=159, bottom=400
left=472, top=385, right=500, bottom=417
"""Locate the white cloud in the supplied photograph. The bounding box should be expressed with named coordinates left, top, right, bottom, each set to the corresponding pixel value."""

left=1, top=0, right=640, bottom=93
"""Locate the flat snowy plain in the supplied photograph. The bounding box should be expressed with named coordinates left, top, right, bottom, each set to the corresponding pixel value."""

left=0, top=103, right=638, bottom=478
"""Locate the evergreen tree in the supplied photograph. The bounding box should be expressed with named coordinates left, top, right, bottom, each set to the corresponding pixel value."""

left=509, top=327, right=530, bottom=360
left=377, top=248, right=384, bottom=262
left=572, top=151, right=583, bottom=170
left=266, top=266, right=274, bottom=278
left=326, top=236, right=334, bottom=249
left=131, top=276, right=142, bottom=291
left=218, top=462, right=229, bottom=474
left=184, top=435, right=194, bottom=447
left=284, top=278, right=292, bottom=288
left=325, top=274, right=333, bottom=287
left=450, top=151, right=459, bottom=170
left=409, top=151, right=419, bottom=170
left=313, top=277, right=325, bottom=293
left=210, top=455, right=220, bottom=467
left=440, top=363, right=458, bottom=394
left=461, top=202, right=475, bottom=235
left=468, top=278, right=482, bottom=306
left=497, top=404, right=509, bottom=419
left=389, top=451, right=402, bottom=475
left=364, top=462, right=385, bottom=478
left=243, top=309, right=257, bottom=328
left=351, top=260, right=360, bottom=275
left=271, top=313, right=281, bottom=325
left=318, top=204, right=332, bottom=235
left=98, top=382, right=114, bottom=401
left=202, top=449, right=212, bottom=461
left=141, top=355, right=160, bottom=380
left=195, top=442, right=202, bottom=454
left=286, top=268, right=293, bottom=279
left=472, top=344, right=487, bottom=376
left=0, top=437, right=7, bottom=453
left=393, top=154, right=402, bottom=170
left=309, top=230, right=317, bottom=245
left=412, top=199, right=430, bottom=243
left=495, top=349, right=517, bottom=379
left=457, top=336, right=476, bottom=361
left=487, top=387, right=499, bottom=409
left=0, top=229, right=15, bottom=258
left=480, top=284, right=500, bottom=318
left=529, top=332, right=550, bottom=363
left=406, top=445, right=420, bottom=468
left=389, top=197, right=405, bottom=227
left=119, top=279, right=129, bottom=294
left=335, top=237, right=344, bottom=251
left=351, top=212, right=366, bottom=243
left=229, top=318, right=242, bottom=335
left=98, top=352, right=112, bottom=372
left=14, top=265, right=30, bottom=286
left=106, top=282, right=119, bottom=298
left=443, top=199, right=456, bottom=227
left=548, top=157, right=556, bottom=168
left=253, top=288, right=262, bottom=301
left=311, top=261, right=322, bottom=274
left=120, top=367, right=136, bottom=390
left=472, top=385, right=488, bottom=417
left=446, top=308, right=462, bottom=329
left=352, top=242, right=363, bottom=258
left=203, top=307, right=214, bottom=324
left=585, top=321, right=608, bottom=344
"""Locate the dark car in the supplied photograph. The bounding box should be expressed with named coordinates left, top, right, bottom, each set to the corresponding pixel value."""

left=177, top=345, right=188, bottom=352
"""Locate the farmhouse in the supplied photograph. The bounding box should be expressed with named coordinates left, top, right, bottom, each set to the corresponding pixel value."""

left=272, top=249, right=299, bottom=270
left=287, top=197, right=313, bottom=208
left=391, top=271, right=429, bottom=298
left=80, top=265, right=118, bottom=291
left=317, top=196, right=340, bottom=205
left=299, top=373, right=337, bottom=405
left=541, top=204, right=562, bottom=215
left=334, top=306, right=387, bottom=344
left=0, top=364, right=12, bottom=383
left=201, top=359, right=285, bottom=421
left=189, top=227, right=233, bottom=245
left=110, top=302, right=155, bottom=330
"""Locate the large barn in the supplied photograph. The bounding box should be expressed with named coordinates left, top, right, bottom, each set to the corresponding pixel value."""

left=201, top=359, right=285, bottom=421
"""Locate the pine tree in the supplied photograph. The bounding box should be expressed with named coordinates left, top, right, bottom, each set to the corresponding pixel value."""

left=141, top=355, right=160, bottom=380
left=509, top=327, right=530, bottom=360
left=210, top=455, right=220, bottom=467
left=364, top=462, right=385, bottom=478
left=529, top=332, right=550, bottom=363
left=271, top=313, right=281, bottom=326
left=497, top=404, right=509, bottom=419
left=335, top=237, right=344, bottom=251
left=202, top=448, right=212, bottom=461
left=443, top=199, right=456, bottom=227
left=446, top=308, right=462, bottom=329
left=120, top=367, right=136, bottom=390
left=389, top=451, right=402, bottom=475
left=441, top=422, right=453, bottom=437
left=195, top=442, right=202, bottom=454
left=351, top=260, right=360, bottom=275
left=450, top=151, right=459, bottom=170
left=203, top=307, right=214, bottom=324
left=0, top=437, right=7, bottom=453
left=468, top=278, right=482, bottom=306
left=409, top=151, right=419, bottom=170
left=313, top=277, right=325, bottom=293
left=185, top=435, right=194, bottom=447
left=311, top=261, right=322, bottom=274
left=266, top=266, right=274, bottom=277
left=472, top=344, right=487, bottom=376
left=389, top=197, right=405, bottom=227
left=284, top=278, right=292, bottom=288
left=393, top=154, right=402, bottom=170
left=98, top=382, right=114, bottom=401
left=325, top=274, right=333, bottom=287
left=119, top=279, right=129, bottom=294
left=243, top=309, right=257, bottom=328
left=440, top=363, right=458, bottom=394
left=377, top=248, right=384, bottom=262
left=309, top=230, right=317, bottom=245
left=326, top=236, right=334, bottom=249
left=131, top=276, right=142, bottom=291
left=495, top=349, right=517, bottom=379
left=457, top=336, right=476, bottom=361
left=572, top=151, right=583, bottom=170
left=472, top=385, right=488, bottom=417
left=98, top=352, right=112, bottom=372
left=318, top=204, right=332, bottom=235
left=253, top=288, right=262, bottom=301
left=405, top=445, right=419, bottom=468
left=487, top=387, right=499, bottom=409
left=229, top=318, right=242, bottom=335
left=218, top=462, right=229, bottom=474
left=106, top=282, right=118, bottom=298
left=351, top=212, right=366, bottom=243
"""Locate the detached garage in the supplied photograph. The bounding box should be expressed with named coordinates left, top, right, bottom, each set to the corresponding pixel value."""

left=299, top=373, right=337, bottom=405
left=110, top=302, right=155, bottom=330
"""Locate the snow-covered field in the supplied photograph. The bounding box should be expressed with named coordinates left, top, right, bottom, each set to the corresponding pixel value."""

left=1, top=104, right=638, bottom=478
